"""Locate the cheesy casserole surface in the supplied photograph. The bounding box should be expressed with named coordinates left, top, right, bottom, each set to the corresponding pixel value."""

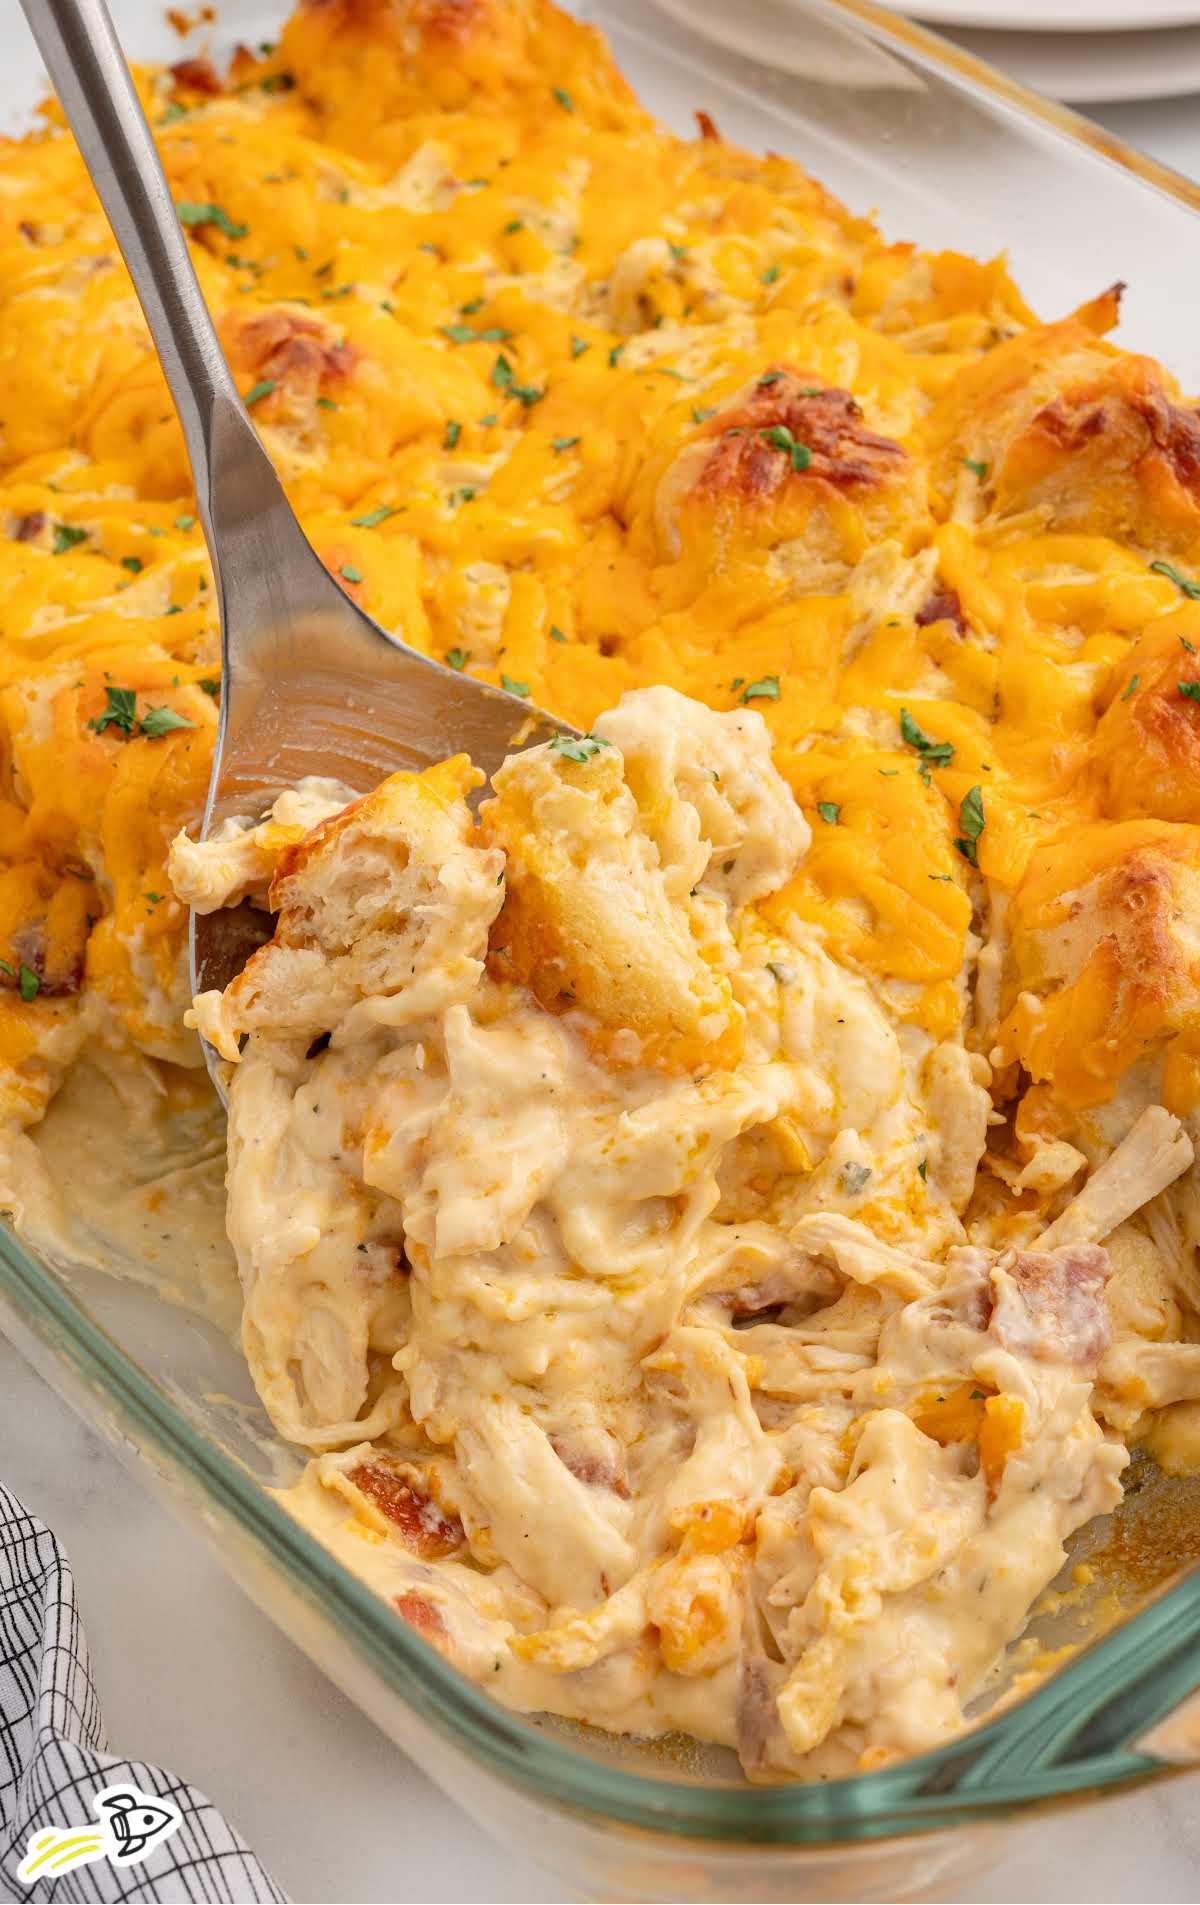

left=5, top=0, right=1200, bottom=1780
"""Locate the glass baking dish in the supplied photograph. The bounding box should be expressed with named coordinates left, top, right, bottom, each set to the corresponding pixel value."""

left=5, top=0, right=1200, bottom=1897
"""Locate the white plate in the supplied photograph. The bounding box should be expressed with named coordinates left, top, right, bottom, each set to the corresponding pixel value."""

left=933, top=18, right=1200, bottom=98
left=898, top=1, right=1200, bottom=30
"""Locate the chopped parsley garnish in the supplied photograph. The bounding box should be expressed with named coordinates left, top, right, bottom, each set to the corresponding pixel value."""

left=501, top=674, right=530, bottom=697
left=158, top=102, right=188, bottom=126
left=175, top=513, right=196, bottom=530
left=176, top=201, right=248, bottom=241
left=443, top=323, right=480, bottom=344
left=758, top=371, right=785, bottom=386
left=549, top=624, right=568, bottom=642
left=761, top=265, right=780, bottom=285
left=552, top=86, right=574, bottom=111
left=570, top=336, right=590, bottom=358
left=316, top=397, right=338, bottom=412
left=121, top=555, right=143, bottom=574
left=691, top=406, right=716, bottom=424
left=759, top=425, right=812, bottom=473
left=52, top=524, right=87, bottom=555
left=608, top=344, right=624, bottom=369
left=18, top=964, right=40, bottom=1003
left=1178, top=680, right=1200, bottom=703
left=89, top=686, right=138, bottom=735
left=479, top=413, right=498, bottom=428
left=551, top=435, right=580, bottom=452
left=917, top=1158, right=928, bottom=1181
left=1121, top=674, right=1140, bottom=701
left=504, top=219, right=525, bottom=235
left=443, top=419, right=462, bottom=450
left=668, top=243, right=688, bottom=263
left=1151, top=558, right=1200, bottom=599
left=445, top=648, right=469, bottom=670
left=955, top=785, right=986, bottom=865
left=340, top=564, right=363, bottom=583
left=899, top=707, right=955, bottom=781
left=350, top=504, right=396, bottom=528
left=841, top=1161, right=872, bottom=1195
left=1182, top=635, right=1197, bottom=653
left=88, top=687, right=193, bottom=738
left=962, top=457, right=988, bottom=480
left=550, top=734, right=610, bottom=761
left=741, top=675, right=780, bottom=703
left=816, top=801, right=841, bottom=825
left=244, top=379, right=276, bottom=406
left=199, top=678, right=220, bottom=697
left=460, top=298, right=485, bottom=316
left=492, top=353, right=514, bottom=389
left=451, top=487, right=477, bottom=506
left=139, top=705, right=195, bottom=738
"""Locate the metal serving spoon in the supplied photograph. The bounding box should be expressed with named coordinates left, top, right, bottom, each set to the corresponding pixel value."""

left=20, top=0, right=575, bottom=1088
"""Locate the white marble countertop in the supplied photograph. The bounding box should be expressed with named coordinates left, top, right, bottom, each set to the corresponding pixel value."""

left=6, top=82, right=1200, bottom=1905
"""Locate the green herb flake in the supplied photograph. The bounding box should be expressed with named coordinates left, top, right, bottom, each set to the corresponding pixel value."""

left=18, top=964, right=40, bottom=1003
left=1179, top=680, right=1200, bottom=703
left=816, top=801, right=841, bottom=825
left=442, top=323, right=479, bottom=345
left=552, top=86, right=574, bottom=112
left=139, top=705, right=196, bottom=738
left=199, top=678, right=220, bottom=697
left=460, top=299, right=485, bottom=316
left=741, top=675, right=780, bottom=703
left=691, top=406, right=716, bottom=424
left=962, top=457, right=988, bottom=480
left=445, top=648, right=469, bottom=671
left=917, top=1158, right=928, bottom=1181
left=504, top=219, right=525, bottom=235
left=1151, top=558, right=1200, bottom=600
left=121, top=555, right=143, bottom=574
left=899, top=706, right=955, bottom=779
left=176, top=201, right=248, bottom=241
left=338, top=564, right=363, bottom=585
left=492, top=353, right=514, bottom=390
left=668, top=242, right=688, bottom=263
left=443, top=419, right=462, bottom=450
left=570, top=335, right=590, bottom=358
left=158, top=102, right=188, bottom=126
left=608, top=344, right=625, bottom=369
left=759, top=424, right=812, bottom=473
left=550, top=734, right=611, bottom=762
left=350, top=504, right=396, bottom=528
left=551, top=435, right=580, bottom=452
left=88, top=685, right=138, bottom=736
left=1121, top=674, right=1140, bottom=701
left=501, top=674, right=530, bottom=697
left=549, top=624, right=568, bottom=643
left=479, top=413, right=498, bottom=428
left=954, top=784, right=986, bottom=866
left=1183, top=636, right=1198, bottom=654
left=244, top=378, right=276, bottom=406
left=761, top=264, right=780, bottom=285
left=52, top=524, right=87, bottom=555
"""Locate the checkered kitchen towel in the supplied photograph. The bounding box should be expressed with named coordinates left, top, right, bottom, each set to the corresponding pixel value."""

left=0, top=1484, right=286, bottom=1902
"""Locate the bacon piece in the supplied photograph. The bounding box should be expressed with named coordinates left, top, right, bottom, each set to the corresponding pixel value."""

left=549, top=1436, right=630, bottom=1498
left=347, top=1460, right=464, bottom=1557
left=394, top=1590, right=448, bottom=1644
left=13, top=512, right=45, bottom=543
left=169, top=55, right=222, bottom=95
left=915, top=586, right=965, bottom=633
left=988, top=1243, right=1112, bottom=1371
left=227, top=311, right=358, bottom=406
left=695, top=109, right=721, bottom=142
left=693, top=368, right=907, bottom=509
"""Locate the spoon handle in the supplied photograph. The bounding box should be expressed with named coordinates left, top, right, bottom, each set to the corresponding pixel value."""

left=19, top=0, right=281, bottom=544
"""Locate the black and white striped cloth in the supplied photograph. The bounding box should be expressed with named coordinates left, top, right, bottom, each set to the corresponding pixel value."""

left=0, top=1484, right=285, bottom=1902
